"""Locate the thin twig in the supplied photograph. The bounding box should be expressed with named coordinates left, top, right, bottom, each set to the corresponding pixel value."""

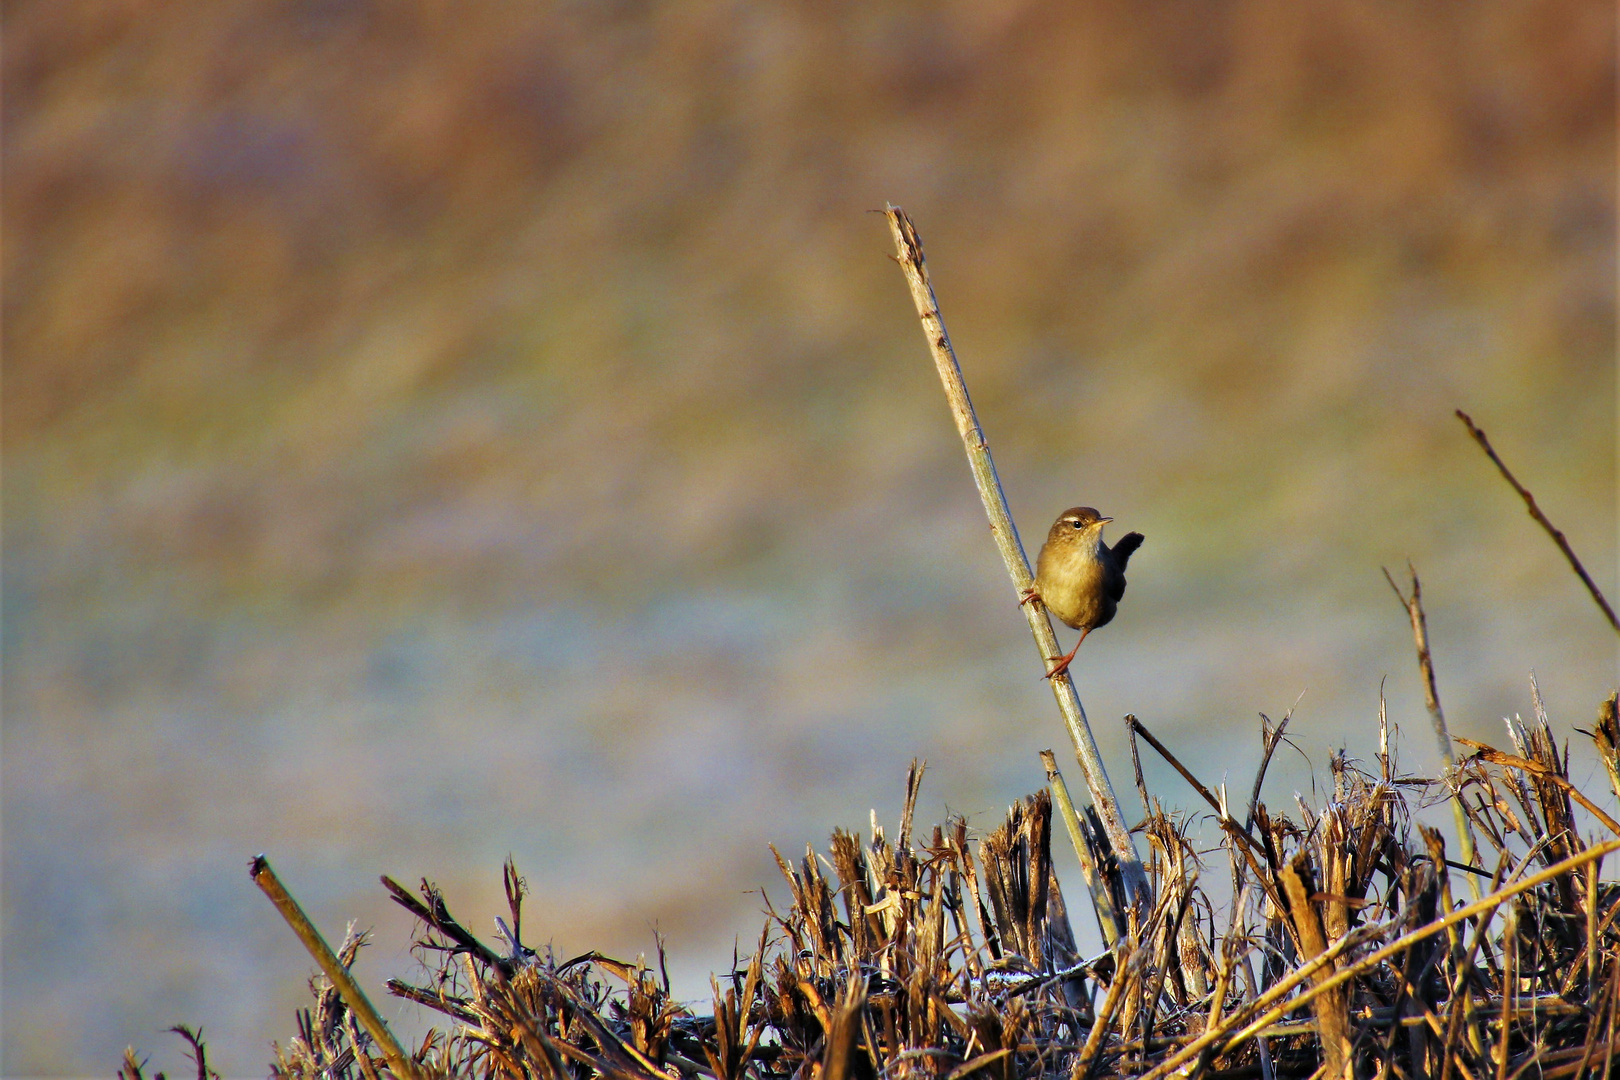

left=1075, top=947, right=1131, bottom=1080
left=1129, top=725, right=1152, bottom=821
left=1455, top=410, right=1618, bottom=634
left=1244, top=713, right=1289, bottom=835
left=885, top=205, right=1149, bottom=908
left=1126, top=716, right=1266, bottom=861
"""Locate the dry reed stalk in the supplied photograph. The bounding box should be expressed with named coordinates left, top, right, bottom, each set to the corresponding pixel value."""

left=1073, top=948, right=1130, bottom=1080
left=1277, top=856, right=1352, bottom=1080
left=1453, top=737, right=1620, bottom=836
left=1042, top=748, right=1125, bottom=947
left=1383, top=564, right=1482, bottom=901
left=883, top=205, right=1149, bottom=909
left=1590, top=692, right=1620, bottom=804
left=1125, top=715, right=1280, bottom=916
left=1144, top=838, right=1620, bottom=1080
left=1455, top=410, right=1619, bottom=634
left=249, top=856, right=422, bottom=1080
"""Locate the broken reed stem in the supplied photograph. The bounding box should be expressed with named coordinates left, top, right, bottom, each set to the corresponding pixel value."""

left=250, top=855, right=422, bottom=1080
left=884, top=204, right=1149, bottom=908
left=1140, top=837, right=1620, bottom=1080
left=1383, top=564, right=1481, bottom=901
left=1453, top=738, right=1620, bottom=836
left=1455, top=410, right=1619, bottom=634
left=1041, top=748, right=1123, bottom=946
left=1075, top=946, right=1131, bottom=1080
left=1278, top=858, right=1352, bottom=1080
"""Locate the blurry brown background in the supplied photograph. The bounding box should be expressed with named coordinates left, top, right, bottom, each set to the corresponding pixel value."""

left=3, top=2, right=1616, bottom=1074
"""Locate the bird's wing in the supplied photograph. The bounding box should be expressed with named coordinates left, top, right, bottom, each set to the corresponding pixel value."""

left=1110, top=532, right=1144, bottom=571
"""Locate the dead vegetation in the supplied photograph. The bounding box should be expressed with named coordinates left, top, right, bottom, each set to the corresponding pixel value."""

left=123, top=689, right=1620, bottom=1080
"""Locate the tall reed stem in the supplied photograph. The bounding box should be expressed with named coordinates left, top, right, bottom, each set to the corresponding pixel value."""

left=884, top=205, right=1149, bottom=909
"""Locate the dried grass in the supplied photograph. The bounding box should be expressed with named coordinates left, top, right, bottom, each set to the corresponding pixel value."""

left=125, top=690, right=1620, bottom=1080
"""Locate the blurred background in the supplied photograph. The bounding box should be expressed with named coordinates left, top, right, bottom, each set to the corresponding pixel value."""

left=3, top=1, right=1616, bottom=1074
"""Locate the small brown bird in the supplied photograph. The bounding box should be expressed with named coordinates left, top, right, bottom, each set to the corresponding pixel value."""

left=1022, top=507, right=1143, bottom=680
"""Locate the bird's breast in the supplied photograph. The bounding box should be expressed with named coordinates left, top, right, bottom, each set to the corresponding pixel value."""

left=1035, top=544, right=1115, bottom=631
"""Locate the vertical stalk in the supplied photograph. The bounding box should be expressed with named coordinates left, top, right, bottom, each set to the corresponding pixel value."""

left=1041, top=749, right=1124, bottom=945
left=885, top=205, right=1149, bottom=909
left=1384, top=565, right=1482, bottom=901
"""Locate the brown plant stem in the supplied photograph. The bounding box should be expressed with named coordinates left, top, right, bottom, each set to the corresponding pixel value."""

left=1455, top=410, right=1619, bottom=634
left=884, top=205, right=1149, bottom=909
left=1125, top=715, right=1282, bottom=914
left=1139, top=837, right=1620, bottom=1080
left=1383, top=563, right=1482, bottom=901
left=1042, top=749, right=1124, bottom=947
left=250, top=855, right=423, bottom=1080
left=1073, top=946, right=1131, bottom=1080
left=1278, top=857, right=1352, bottom=1080
left=1452, top=738, right=1620, bottom=835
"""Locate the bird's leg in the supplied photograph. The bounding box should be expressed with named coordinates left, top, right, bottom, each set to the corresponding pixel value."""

left=1018, top=584, right=1042, bottom=608
left=1043, top=626, right=1090, bottom=680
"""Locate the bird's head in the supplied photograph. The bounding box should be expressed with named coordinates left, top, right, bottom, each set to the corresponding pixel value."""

left=1048, top=506, right=1112, bottom=545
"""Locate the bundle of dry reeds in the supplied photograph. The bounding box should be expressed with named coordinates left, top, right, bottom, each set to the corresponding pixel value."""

left=124, top=691, right=1620, bottom=1080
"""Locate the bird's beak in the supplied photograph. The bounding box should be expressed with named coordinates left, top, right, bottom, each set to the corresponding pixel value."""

left=1098, top=516, right=1113, bottom=525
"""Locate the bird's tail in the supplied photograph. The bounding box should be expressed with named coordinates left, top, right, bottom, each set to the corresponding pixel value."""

left=1111, top=531, right=1145, bottom=569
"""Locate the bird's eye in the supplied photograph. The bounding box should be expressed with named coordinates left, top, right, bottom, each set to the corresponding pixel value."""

left=1070, top=520, right=1083, bottom=529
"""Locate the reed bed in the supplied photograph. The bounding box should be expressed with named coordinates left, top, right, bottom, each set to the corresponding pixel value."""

left=122, top=689, right=1620, bottom=1080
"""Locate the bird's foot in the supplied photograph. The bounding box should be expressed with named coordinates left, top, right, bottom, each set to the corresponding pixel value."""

left=1043, top=649, right=1080, bottom=681
left=1018, top=585, right=1042, bottom=608
left=1042, top=630, right=1087, bottom=680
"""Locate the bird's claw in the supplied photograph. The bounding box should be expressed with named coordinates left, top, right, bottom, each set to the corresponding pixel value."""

left=1018, top=586, right=1041, bottom=608
left=1042, top=632, right=1085, bottom=680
